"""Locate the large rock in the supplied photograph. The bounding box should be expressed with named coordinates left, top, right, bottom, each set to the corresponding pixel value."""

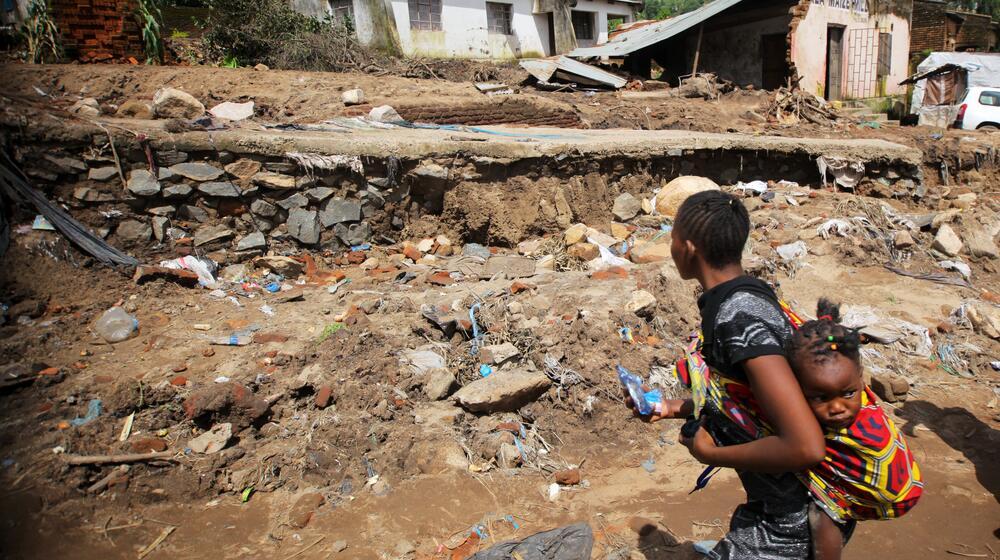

left=69, top=98, right=100, bottom=117
left=965, top=229, right=998, bottom=259
left=612, top=193, right=641, bottom=221
left=334, top=222, right=371, bottom=246
left=480, top=342, right=520, bottom=366
left=630, top=241, right=671, bottom=264
left=250, top=199, right=278, bottom=218
left=127, top=169, right=160, bottom=197
left=252, top=172, right=296, bottom=190
left=236, top=232, right=267, bottom=251
left=305, top=187, right=335, bottom=202
left=162, top=183, right=193, bottom=200
left=116, top=220, right=151, bottom=243
left=453, top=368, right=551, bottom=413
left=369, top=105, right=403, bottom=123
left=342, top=88, right=365, bottom=106
left=287, top=209, right=321, bottom=245
left=932, top=224, right=963, bottom=257
left=88, top=166, right=118, bottom=182
left=197, top=181, right=241, bottom=197
left=424, top=369, right=456, bottom=400
left=179, top=204, right=210, bottom=222
left=412, top=163, right=449, bottom=181
left=170, top=162, right=224, bottom=182
left=628, top=290, right=658, bottom=317
left=194, top=224, right=234, bottom=246
left=116, top=99, right=153, bottom=119
left=209, top=101, right=254, bottom=121
left=655, top=176, right=720, bottom=217
left=151, top=217, right=169, bottom=242
left=73, top=187, right=114, bottom=203
left=968, top=303, right=1000, bottom=339
left=277, top=193, right=310, bottom=210
left=564, top=223, right=588, bottom=246
left=225, top=159, right=262, bottom=181
left=44, top=155, right=87, bottom=174
left=152, top=87, right=205, bottom=119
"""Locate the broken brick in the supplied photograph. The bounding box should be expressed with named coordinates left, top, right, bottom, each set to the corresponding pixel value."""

left=346, top=251, right=367, bottom=264
left=202, top=348, right=216, bottom=357
left=554, top=468, right=581, bottom=486
left=315, top=386, right=333, bottom=409
left=170, top=376, right=188, bottom=386
left=510, top=281, right=535, bottom=294
left=403, top=245, right=422, bottom=262
left=288, top=493, right=325, bottom=528
left=590, top=267, right=628, bottom=281
left=254, top=333, right=290, bottom=344
left=38, top=367, right=60, bottom=376
left=427, top=271, right=455, bottom=286
left=131, top=437, right=168, bottom=453
left=172, top=364, right=188, bottom=373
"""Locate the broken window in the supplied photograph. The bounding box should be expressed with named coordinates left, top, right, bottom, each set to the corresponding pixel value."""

left=877, top=32, right=891, bottom=79
left=409, top=0, right=442, bottom=31
left=608, top=15, right=628, bottom=32
left=572, top=11, right=595, bottom=41
left=329, top=0, right=355, bottom=27
left=486, top=2, right=513, bottom=35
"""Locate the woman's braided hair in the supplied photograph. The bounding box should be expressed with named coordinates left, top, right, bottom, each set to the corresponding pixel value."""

left=674, top=190, right=750, bottom=269
left=787, top=298, right=864, bottom=369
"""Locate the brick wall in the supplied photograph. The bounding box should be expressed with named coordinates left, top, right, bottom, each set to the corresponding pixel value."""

left=50, top=0, right=144, bottom=62
left=955, top=12, right=996, bottom=51
left=911, top=0, right=947, bottom=56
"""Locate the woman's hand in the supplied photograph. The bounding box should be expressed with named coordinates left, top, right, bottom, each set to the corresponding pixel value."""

left=623, top=388, right=692, bottom=422
left=679, top=425, right=718, bottom=464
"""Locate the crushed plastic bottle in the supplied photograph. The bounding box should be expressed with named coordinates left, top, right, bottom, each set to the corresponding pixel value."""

left=204, top=334, right=252, bottom=346
left=617, top=365, right=663, bottom=416
left=95, top=307, right=139, bottom=343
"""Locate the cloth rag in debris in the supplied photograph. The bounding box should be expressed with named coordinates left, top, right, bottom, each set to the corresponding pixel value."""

left=817, top=156, right=865, bottom=189
left=467, top=522, right=594, bottom=560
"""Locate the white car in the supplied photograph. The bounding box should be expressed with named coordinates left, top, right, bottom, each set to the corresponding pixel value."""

left=954, top=86, right=1000, bottom=130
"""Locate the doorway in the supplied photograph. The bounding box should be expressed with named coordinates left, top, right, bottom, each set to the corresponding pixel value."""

left=826, top=26, right=845, bottom=101
left=547, top=12, right=556, bottom=55
left=761, top=33, right=788, bottom=90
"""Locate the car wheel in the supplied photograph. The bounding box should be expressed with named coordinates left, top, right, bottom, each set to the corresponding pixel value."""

left=978, top=124, right=999, bottom=131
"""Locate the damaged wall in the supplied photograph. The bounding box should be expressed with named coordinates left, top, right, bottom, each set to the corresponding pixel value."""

left=682, top=14, right=792, bottom=88
left=49, top=0, right=145, bottom=62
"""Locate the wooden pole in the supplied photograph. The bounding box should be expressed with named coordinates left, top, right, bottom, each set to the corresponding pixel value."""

left=691, top=23, right=704, bottom=77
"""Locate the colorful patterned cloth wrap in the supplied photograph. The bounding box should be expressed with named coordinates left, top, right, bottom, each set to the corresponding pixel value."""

left=673, top=301, right=923, bottom=523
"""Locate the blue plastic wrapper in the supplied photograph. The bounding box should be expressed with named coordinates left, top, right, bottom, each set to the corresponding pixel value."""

left=616, top=365, right=662, bottom=416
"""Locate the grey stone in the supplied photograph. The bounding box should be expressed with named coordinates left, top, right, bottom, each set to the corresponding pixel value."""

left=252, top=171, right=296, bottom=190
left=264, top=162, right=298, bottom=174
left=320, top=198, right=362, bottom=226
left=236, top=232, right=267, bottom=251
left=116, top=219, right=151, bottom=243
left=627, top=290, right=657, bottom=317
left=152, top=87, right=205, bottom=119
left=127, top=169, right=161, bottom=197
left=893, top=230, right=915, bottom=249
left=157, top=167, right=180, bottom=182
left=116, top=100, right=153, bottom=119
left=965, top=229, right=998, bottom=259
left=170, top=162, right=224, bottom=182
left=411, top=163, right=448, bottom=181
left=342, top=88, right=365, bottom=105
left=369, top=105, right=403, bottom=123
left=251, top=199, right=278, bottom=218
left=225, top=159, right=261, bottom=180
left=462, top=243, right=492, bottom=259
left=147, top=205, right=176, bottom=217
left=277, top=193, right=309, bottom=210
left=194, top=224, right=234, bottom=246
left=151, top=217, right=169, bottom=242
left=932, top=224, right=963, bottom=257
left=69, top=98, right=100, bottom=117
left=73, top=187, right=114, bottom=203
left=305, top=187, right=335, bottom=202
left=251, top=215, right=275, bottom=232
left=424, top=369, right=456, bottom=401
left=331, top=540, right=348, bottom=553
left=240, top=183, right=259, bottom=197
left=480, top=342, right=520, bottom=366
left=218, top=151, right=236, bottom=164
left=612, top=192, right=641, bottom=221
left=163, top=183, right=194, bottom=200
left=197, top=181, right=242, bottom=198
left=452, top=368, right=552, bottom=413
left=334, top=222, right=371, bottom=246
left=88, top=166, right=118, bottom=182
left=155, top=149, right=188, bottom=167
left=287, top=209, right=321, bottom=245
left=483, top=255, right=536, bottom=278
left=179, top=205, right=210, bottom=223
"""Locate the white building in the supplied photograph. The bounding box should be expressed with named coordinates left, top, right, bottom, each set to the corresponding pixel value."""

left=292, top=0, right=640, bottom=58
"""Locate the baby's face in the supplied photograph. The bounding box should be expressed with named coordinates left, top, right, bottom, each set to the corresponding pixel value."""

left=797, top=354, right=864, bottom=431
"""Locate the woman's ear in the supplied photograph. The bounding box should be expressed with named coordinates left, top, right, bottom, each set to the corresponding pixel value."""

left=684, top=239, right=698, bottom=261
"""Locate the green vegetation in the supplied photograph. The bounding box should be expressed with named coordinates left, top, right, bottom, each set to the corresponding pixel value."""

left=19, top=0, right=62, bottom=64
left=170, top=29, right=190, bottom=39
left=136, top=0, right=166, bottom=64
left=638, top=0, right=707, bottom=20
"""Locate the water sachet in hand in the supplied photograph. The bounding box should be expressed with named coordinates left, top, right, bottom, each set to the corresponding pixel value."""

left=617, top=365, right=663, bottom=416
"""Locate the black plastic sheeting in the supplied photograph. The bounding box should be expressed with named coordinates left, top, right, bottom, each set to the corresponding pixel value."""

left=0, top=152, right=138, bottom=269
left=467, top=523, right=594, bottom=560
left=0, top=204, right=8, bottom=258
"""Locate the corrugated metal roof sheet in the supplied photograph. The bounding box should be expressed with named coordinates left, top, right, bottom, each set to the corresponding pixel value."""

left=568, top=0, right=748, bottom=58
left=520, top=56, right=628, bottom=88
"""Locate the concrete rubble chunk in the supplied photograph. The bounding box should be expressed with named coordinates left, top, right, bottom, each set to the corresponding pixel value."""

left=69, top=98, right=100, bottom=117
left=453, top=368, right=552, bottom=413
left=194, top=224, right=234, bottom=246
left=932, top=224, right=963, bottom=257
left=630, top=241, right=670, bottom=264
left=480, top=342, right=520, bottom=366
left=611, top=223, right=630, bottom=241
left=612, top=192, right=641, bottom=221
left=170, top=162, right=224, bottom=182
left=402, top=349, right=446, bottom=374
left=252, top=171, right=297, bottom=190
left=656, top=176, right=720, bottom=217
left=628, top=290, right=658, bottom=317
left=564, top=223, right=588, bottom=246
left=236, top=232, right=267, bottom=252
left=197, top=181, right=242, bottom=198
left=932, top=209, right=961, bottom=230
left=320, top=198, right=361, bottom=226
left=127, top=169, right=161, bottom=197
left=342, top=88, right=365, bottom=105
left=369, top=105, right=404, bottom=123
left=968, top=303, right=1000, bottom=339
left=116, top=219, right=152, bottom=243
left=209, top=100, right=254, bottom=121
left=151, top=217, right=169, bottom=242
left=163, top=183, right=193, bottom=200
left=424, top=369, right=456, bottom=400
left=893, top=230, right=915, bottom=249
left=250, top=199, right=278, bottom=218
left=965, top=229, right=998, bottom=259
left=585, top=228, right=618, bottom=249
left=277, top=193, right=310, bottom=210
left=287, top=209, right=321, bottom=245
left=152, top=87, right=205, bottom=119
left=412, top=163, right=449, bottom=181
left=225, top=159, right=262, bottom=181
left=187, top=423, right=232, bottom=454
left=88, top=166, right=118, bottom=182
left=483, top=255, right=536, bottom=278
left=567, top=242, right=599, bottom=261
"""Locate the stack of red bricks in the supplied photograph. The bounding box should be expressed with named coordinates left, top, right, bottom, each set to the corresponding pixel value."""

left=50, top=0, right=144, bottom=62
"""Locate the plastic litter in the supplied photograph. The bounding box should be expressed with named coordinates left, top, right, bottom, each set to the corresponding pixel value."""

left=817, top=156, right=865, bottom=189
left=32, top=215, right=55, bottom=231
left=547, top=482, right=560, bottom=501
left=159, top=256, right=218, bottom=287
left=95, top=307, right=139, bottom=343
left=479, top=364, right=494, bottom=377
left=641, top=456, right=656, bottom=473
left=590, top=237, right=630, bottom=268
left=264, top=282, right=281, bottom=293
left=259, top=304, right=275, bottom=316
left=939, top=260, right=972, bottom=280
left=816, top=218, right=856, bottom=239
left=617, top=365, right=662, bottom=416
left=70, top=399, right=102, bottom=427
left=694, top=540, right=719, bottom=556
left=467, top=522, right=594, bottom=560
left=734, top=180, right=768, bottom=195
left=775, top=241, right=808, bottom=262
left=205, top=334, right=252, bottom=346
left=401, top=349, right=446, bottom=374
